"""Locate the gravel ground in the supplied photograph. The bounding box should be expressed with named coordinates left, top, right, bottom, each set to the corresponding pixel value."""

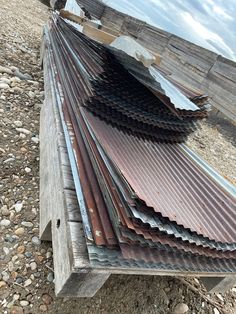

left=187, top=114, right=236, bottom=186
left=0, top=1, right=236, bottom=313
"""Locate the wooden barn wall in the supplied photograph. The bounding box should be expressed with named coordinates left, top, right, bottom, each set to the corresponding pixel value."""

left=76, top=0, right=236, bottom=121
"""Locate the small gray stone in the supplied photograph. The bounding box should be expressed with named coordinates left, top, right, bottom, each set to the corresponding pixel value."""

left=3, top=247, right=10, bottom=255
left=21, top=221, right=33, bottom=228
left=0, top=219, right=11, bottom=227
left=13, top=294, right=20, bottom=301
left=47, top=272, right=54, bottom=282
left=28, top=91, right=35, bottom=98
left=12, top=255, right=18, bottom=263
left=20, top=300, right=29, bottom=306
left=0, top=82, right=9, bottom=90
left=1, top=205, right=10, bottom=216
left=16, top=128, right=31, bottom=135
left=25, top=167, right=31, bottom=173
left=216, top=293, right=224, bottom=302
left=8, top=261, right=14, bottom=272
left=31, top=136, right=39, bottom=144
left=30, top=262, right=37, bottom=271
left=13, top=69, right=32, bottom=80
left=4, top=157, right=15, bottom=163
left=5, top=235, right=15, bottom=243
left=32, top=236, right=41, bottom=245
left=0, top=65, right=12, bottom=74
left=19, top=133, right=26, bottom=139
left=24, top=279, right=32, bottom=287
left=16, top=277, right=23, bottom=284
left=34, top=272, right=41, bottom=278
left=14, top=120, right=23, bottom=127
left=173, top=303, right=189, bottom=314
left=46, top=252, right=52, bottom=259
left=13, top=203, right=23, bottom=213
left=10, top=76, right=21, bottom=83
left=24, top=252, right=32, bottom=258
left=2, top=271, right=10, bottom=281
left=0, top=77, right=11, bottom=85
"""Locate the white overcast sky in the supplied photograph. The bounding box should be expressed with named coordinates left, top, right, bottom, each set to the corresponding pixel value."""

left=105, top=0, right=236, bottom=61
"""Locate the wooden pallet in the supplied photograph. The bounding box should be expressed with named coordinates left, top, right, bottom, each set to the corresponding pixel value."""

left=39, top=72, right=236, bottom=297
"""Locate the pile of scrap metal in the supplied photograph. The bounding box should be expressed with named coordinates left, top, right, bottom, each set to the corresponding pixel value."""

left=42, top=11, right=236, bottom=274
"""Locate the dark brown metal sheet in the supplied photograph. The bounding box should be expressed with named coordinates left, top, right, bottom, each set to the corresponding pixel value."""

left=82, top=108, right=236, bottom=244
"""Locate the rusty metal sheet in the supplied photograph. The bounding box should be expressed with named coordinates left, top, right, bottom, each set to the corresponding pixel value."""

left=120, top=244, right=236, bottom=273
left=82, top=109, right=236, bottom=244
left=84, top=119, right=236, bottom=252
left=79, top=108, right=236, bottom=259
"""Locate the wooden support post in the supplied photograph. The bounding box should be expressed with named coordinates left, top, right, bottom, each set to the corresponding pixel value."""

left=40, top=63, right=110, bottom=297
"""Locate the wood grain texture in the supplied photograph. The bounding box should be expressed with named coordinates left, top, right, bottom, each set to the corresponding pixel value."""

left=40, top=54, right=110, bottom=297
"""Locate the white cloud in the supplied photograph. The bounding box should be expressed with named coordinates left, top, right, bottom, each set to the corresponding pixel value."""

left=181, top=12, right=235, bottom=59
left=105, top=0, right=236, bottom=60
left=212, top=5, right=233, bottom=21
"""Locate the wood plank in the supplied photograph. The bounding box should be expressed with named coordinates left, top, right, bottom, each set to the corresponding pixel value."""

left=82, top=24, right=116, bottom=44
left=60, top=9, right=86, bottom=25
left=89, top=267, right=236, bottom=278
left=56, top=272, right=110, bottom=297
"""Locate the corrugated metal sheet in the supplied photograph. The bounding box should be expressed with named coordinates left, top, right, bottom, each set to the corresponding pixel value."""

left=87, top=245, right=236, bottom=273
left=79, top=116, right=236, bottom=252
left=82, top=109, right=236, bottom=244
left=49, top=17, right=208, bottom=143
left=107, top=47, right=209, bottom=113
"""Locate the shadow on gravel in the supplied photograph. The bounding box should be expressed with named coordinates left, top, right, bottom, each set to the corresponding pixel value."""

left=207, top=110, right=236, bottom=147
left=39, top=0, right=50, bottom=6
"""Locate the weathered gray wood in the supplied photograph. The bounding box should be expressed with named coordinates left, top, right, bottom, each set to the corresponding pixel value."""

left=88, top=267, right=235, bottom=278
left=200, top=276, right=236, bottom=293
left=137, top=25, right=171, bottom=55
left=40, top=55, right=110, bottom=297
left=76, top=0, right=105, bottom=19
left=100, top=7, right=124, bottom=31
left=56, top=272, right=110, bottom=297
left=39, top=64, right=55, bottom=241
left=121, top=16, right=146, bottom=39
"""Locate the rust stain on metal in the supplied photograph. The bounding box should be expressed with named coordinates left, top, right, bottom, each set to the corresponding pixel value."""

left=82, top=109, right=236, bottom=244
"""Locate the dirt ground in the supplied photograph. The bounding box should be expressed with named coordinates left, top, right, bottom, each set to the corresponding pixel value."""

left=0, top=0, right=236, bottom=313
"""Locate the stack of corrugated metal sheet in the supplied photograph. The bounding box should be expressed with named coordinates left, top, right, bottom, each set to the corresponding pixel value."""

left=47, top=17, right=211, bottom=143
left=43, top=15, right=236, bottom=273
